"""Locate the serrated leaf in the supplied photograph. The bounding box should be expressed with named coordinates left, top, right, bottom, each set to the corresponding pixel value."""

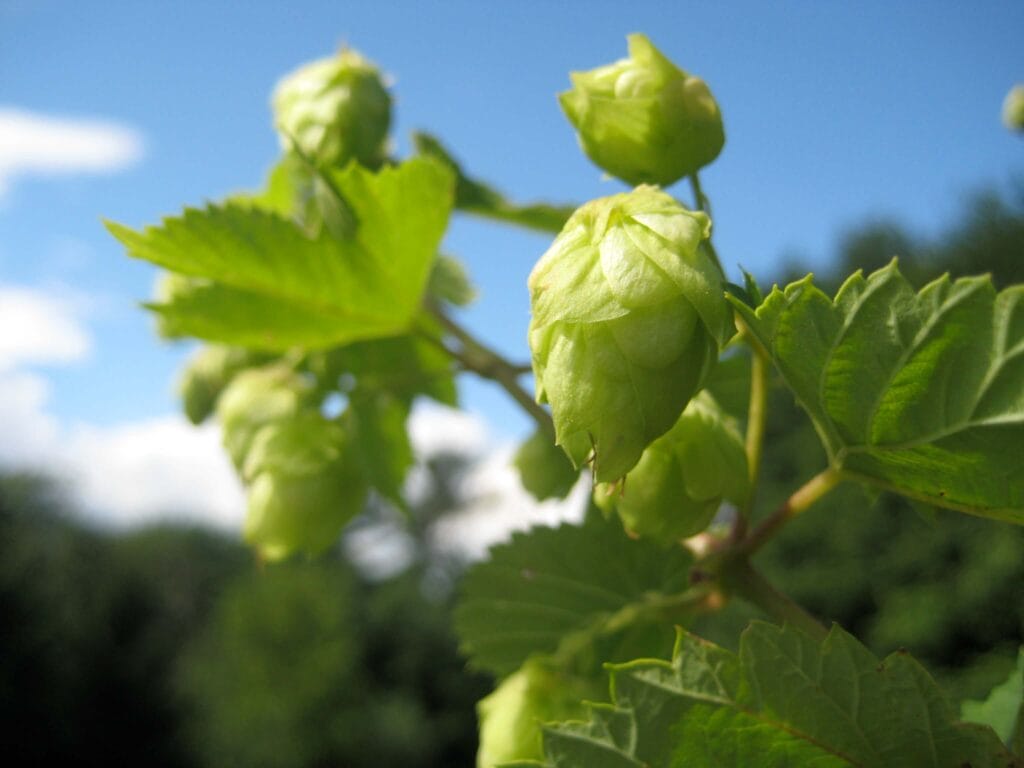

left=730, top=261, right=1024, bottom=523
left=455, top=517, right=693, bottom=678
left=536, top=622, right=1018, bottom=767
left=109, top=158, right=454, bottom=351
left=413, top=132, right=574, bottom=233
left=962, top=647, right=1024, bottom=750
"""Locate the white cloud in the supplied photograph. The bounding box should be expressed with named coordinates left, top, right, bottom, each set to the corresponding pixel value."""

left=0, top=281, right=244, bottom=528
left=0, top=286, right=577, bottom=546
left=0, top=284, right=91, bottom=369
left=0, top=107, right=144, bottom=197
left=60, top=418, right=245, bottom=529
left=407, top=402, right=587, bottom=561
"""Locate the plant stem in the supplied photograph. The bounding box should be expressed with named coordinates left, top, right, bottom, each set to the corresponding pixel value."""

left=688, top=172, right=724, bottom=274
left=735, top=344, right=769, bottom=539
left=740, top=467, right=843, bottom=555
left=428, top=305, right=555, bottom=438
left=726, top=560, right=829, bottom=642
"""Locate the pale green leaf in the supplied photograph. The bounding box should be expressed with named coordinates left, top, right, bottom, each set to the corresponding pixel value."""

left=731, top=261, right=1024, bottom=523
left=108, top=158, right=454, bottom=350
left=536, top=622, right=1018, bottom=767
left=962, top=648, right=1024, bottom=749
left=455, top=517, right=693, bottom=678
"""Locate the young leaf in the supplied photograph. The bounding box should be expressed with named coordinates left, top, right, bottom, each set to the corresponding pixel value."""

left=531, top=622, right=1018, bottom=767
left=730, top=261, right=1024, bottom=523
left=413, top=132, right=575, bottom=233
left=455, top=518, right=693, bottom=678
left=108, top=157, right=454, bottom=351
left=962, top=647, right=1024, bottom=751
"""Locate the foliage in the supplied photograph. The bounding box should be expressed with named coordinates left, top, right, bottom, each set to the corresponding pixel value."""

left=108, top=40, right=1024, bottom=767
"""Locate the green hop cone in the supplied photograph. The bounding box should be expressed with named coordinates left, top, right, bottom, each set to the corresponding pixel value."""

left=178, top=344, right=273, bottom=425
left=594, top=392, right=748, bottom=543
left=476, top=660, right=598, bottom=768
left=528, top=186, right=732, bottom=482
left=243, top=412, right=368, bottom=561
left=513, top=428, right=579, bottom=501
left=272, top=48, right=391, bottom=169
left=1003, top=84, right=1024, bottom=132
left=216, top=366, right=312, bottom=470
left=559, top=33, right=725, bottom=187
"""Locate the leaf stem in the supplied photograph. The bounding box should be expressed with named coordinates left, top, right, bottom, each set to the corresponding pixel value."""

left=427, top=305, right=555, bottom=438
left=725, top=560, right=829, bottom=642
left=740, top=467, right=843, bottom=555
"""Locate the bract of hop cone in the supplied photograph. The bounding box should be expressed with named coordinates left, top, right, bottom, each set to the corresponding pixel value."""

left=594, top=391, right=749, bottom=544
left=272, top=47, right=392, bottom=169
left=528, top=186, right=732, bottom=483
left=559, top=33, right=725, bottom=187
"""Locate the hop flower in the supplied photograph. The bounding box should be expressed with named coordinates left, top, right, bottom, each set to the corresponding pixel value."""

left=528, top=186, right=732, bottom=482
left=272, top=48, right=391, bottom=169
left=242, top=413, right=367, bottom=561
left=559, top=34, right=724, bottom=187
left=594, top=392, right=748, bottom=543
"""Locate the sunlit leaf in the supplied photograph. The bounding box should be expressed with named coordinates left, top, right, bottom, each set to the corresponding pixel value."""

left=731, top=261, right=1024, bottom=523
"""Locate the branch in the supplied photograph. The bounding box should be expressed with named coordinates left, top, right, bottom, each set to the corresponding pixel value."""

left=428, top=304, right=555, bottom=438
left=725, top=560, right=829, bottom=642
left=739, top=467, right=843, bottom=555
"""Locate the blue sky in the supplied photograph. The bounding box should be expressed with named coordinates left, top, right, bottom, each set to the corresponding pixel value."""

left=0, top=0, right=1021, bottom=525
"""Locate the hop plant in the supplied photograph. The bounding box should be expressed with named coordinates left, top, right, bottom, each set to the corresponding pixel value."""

left=595, top=391, right=748, bottom=543
left=528, top=186, right=732, bottom=482
left=559, top=33, right=725, bottom=187
left=272, top=47, right=391, bottom=169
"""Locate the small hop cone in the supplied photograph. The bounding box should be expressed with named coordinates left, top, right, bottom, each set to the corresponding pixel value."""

left=475, top=660, right=599, bottom=768
left=528, top=186, right=732, bottom=482
left=559, top=33, right=725, bottom=186
left=243, top=413, right=367, bottom=562
left=273, top=48, right=391, bottom=169
left=594, top=392, right=748, bottom=544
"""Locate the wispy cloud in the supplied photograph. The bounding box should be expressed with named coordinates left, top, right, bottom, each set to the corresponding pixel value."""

left=0, top=107, right=144, bottom=197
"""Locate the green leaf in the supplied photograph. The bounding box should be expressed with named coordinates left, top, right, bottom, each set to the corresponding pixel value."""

left=413, top=132, right=574, bottom=233
left=730, top=261, right=1024, bottom=523
left=342, top=393, right=413, bottom=510
left=455, top=517, right=693, bottom=678
left=108, top=157, right=454, bottom=351
left=305, top=328, right=457, bottom=407
left=535, top=622, right=1018, bottom=767
left=962, top=648, right=1024, bottom=750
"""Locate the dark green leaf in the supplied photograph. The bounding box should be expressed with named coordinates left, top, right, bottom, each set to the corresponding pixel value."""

left=455, top=517, right=693, bottom=678
left=730, top=261, right=1024, bottom=523
left=535, top=622, right=1018, bottom=767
